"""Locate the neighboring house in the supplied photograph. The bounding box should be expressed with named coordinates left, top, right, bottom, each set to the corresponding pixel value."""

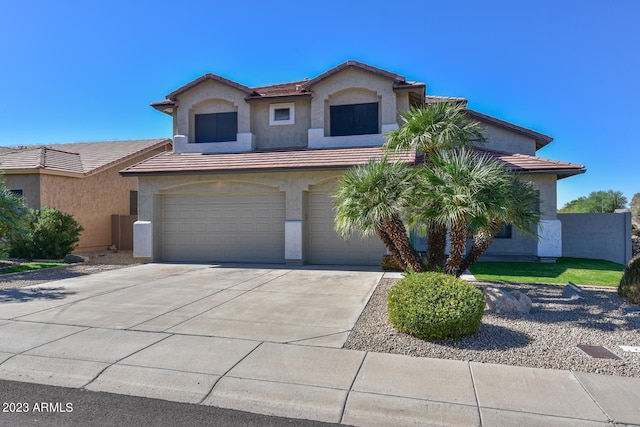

left=0, top=139, right=172, bottom=251
left=122, top=61, right=585, bottom=265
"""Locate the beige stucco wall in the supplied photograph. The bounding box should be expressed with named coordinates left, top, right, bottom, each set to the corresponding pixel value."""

left=2, top=174, right=41, bottom=208
left=527, top=173, right=558, bottom=219
left=479, top=173, right=558, bottom=257
left=138, top=169, right=349, bottom=260
left=480, top=122, right=537, bottom=155
left=251, top=99, right=311, bottom=149
left=174, top=80, right=251, bottom=141
left=38, top=148, right=166, bottom=251
left=396, top=92, right=410, bottom=115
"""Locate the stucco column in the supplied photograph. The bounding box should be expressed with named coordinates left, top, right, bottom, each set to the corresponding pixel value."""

left=284, top=187, right=305, bottom=264
left=537, top=219, right=562, bottom=261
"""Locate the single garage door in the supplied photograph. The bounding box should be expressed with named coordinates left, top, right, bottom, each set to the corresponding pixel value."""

left=307, top=192, right=386, bottom=265
left=161, top=192, right=285, bottom=263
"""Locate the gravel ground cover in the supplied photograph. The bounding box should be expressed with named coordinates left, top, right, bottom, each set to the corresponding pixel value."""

left=344, top=278, right=640, bottom=378
left=0, top=251, right=141, bottom=290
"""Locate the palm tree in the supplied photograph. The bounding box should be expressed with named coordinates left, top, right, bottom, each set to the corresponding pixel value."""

left=384, top=102, right=485, bottom=270
left=458, top=175, right=541, bottom=273
left=0, top=173, right=27, bottom=245
left=412, top=148, right=534, bottom=276
left=333, top=158, right=425, bottom=272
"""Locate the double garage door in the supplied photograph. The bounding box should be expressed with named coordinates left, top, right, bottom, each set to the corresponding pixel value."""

left=161, top=193, right=285, bottom=263
left=159, top=191, right=385, bottom=265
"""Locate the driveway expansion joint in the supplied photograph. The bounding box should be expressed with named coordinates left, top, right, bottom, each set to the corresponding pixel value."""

left=199, top=341, right=265, bottom=405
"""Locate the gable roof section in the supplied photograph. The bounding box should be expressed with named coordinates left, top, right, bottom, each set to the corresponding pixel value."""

left=121, top=146, right=418, bottom=176
left=166, top=73, right=254, bottom=101
left=301, top=60, right=411, bottom=89
left=477, top=147, right=585, bottom=179
left=424, top=96, right=553, bottom=150
left=0, top=138, right=171, bottom=176
left=151, top=61, right=426, bottom=112
left=466, top=109, right=553, bottom=150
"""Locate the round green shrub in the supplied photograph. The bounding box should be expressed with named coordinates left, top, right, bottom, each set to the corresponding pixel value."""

left=387, top=272, right=484, bottom=340
left=619, top=255, right=640, bottom=304
left=8, top=206, right=84, bottom=260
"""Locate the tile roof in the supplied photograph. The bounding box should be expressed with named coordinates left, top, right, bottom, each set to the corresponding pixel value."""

left=477, top=147, right=586, bottom=179
left=121, top=145, right=585, bottom=180
left=152, top=61, right=425, bottom=112
left=0, top=139, right=171, bottom=176
left=121, top=146, right=418, bottom=176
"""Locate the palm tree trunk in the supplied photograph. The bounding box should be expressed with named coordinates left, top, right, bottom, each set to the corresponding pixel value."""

left=459, top=227, right=496, bottom=273
left=375, top=227, right=408, bottom=271
left=427, top=223, right=447, bottom=270
left=445, top=221, right=467, bottom=276
left=383, top=215, right=425, bottom=272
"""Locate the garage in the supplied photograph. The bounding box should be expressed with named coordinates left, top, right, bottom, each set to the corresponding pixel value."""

left=306, top=192, right=386, bottom=265
left=160, top=192, right=285, bottom=263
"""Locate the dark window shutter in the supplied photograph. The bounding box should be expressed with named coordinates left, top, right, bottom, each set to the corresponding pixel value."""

left=353, top=102, right=378, bottom=135
left=195, top=112, right=237, bottom=142
left=330, top=102, right=378, bottom=136
left=215, top=112, right=238, bottom=142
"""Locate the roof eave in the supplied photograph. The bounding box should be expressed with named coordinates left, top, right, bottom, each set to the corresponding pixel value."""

left=151, top=101, right=175, bottom=115
left=513, top=168, right=587, bottom=179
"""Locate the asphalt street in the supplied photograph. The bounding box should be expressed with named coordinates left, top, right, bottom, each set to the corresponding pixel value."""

left=0, top=380, right=340, bottom=427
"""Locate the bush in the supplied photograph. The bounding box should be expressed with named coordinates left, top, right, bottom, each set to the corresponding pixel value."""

left=387, top=272, right=484, bottom=340
left=8, top=206, right=83, bottom=260
left=381, top=255, right=403, bottom=271
left=619, top=256, right=640, bottom=304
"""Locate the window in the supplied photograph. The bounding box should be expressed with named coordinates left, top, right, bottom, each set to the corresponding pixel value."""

left=195, top=112, right=237, bottom=142
left=495, top=223, right=513, bottom=239
left=269, top=102, right=295, bottom=125
left=9, top=189, right=23, bottom=197
left=330, top=102, right=378, bottom=136
left=130, top=190, right=138, bottom=216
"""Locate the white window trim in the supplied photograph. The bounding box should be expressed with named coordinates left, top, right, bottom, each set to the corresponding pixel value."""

left=269, top=102, right=295, bottom=126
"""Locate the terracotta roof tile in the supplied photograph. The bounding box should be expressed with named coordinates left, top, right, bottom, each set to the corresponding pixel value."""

left=121, top=145, right=584, bottom=180
left=301, top=60, right=407, bottom=89
left=121, top=146, right=418, bottom=176
left=477, top=147, right=585, bottom=179
left=153, top=61, right=425, bottom=107
left=166, top=74, right=254, bottom=100
left=0, top=139, right=171, bottom=175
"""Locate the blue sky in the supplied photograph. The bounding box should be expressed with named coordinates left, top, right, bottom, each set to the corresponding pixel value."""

left=1, top=0, right=637, bottom=208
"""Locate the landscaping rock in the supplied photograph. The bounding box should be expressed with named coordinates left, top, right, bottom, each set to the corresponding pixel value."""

left=484, top=286, right=532, bottom=314
left=63, top=254, right=88, bottom=264
left=562, top=282, right=583, bottom=300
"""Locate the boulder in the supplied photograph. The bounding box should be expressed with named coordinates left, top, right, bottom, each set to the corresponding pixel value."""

left=64, top=254, right=88, bottom=264
left=484, top=286, right=532, bottom=314
left=562, top=282, right=583, bottom=300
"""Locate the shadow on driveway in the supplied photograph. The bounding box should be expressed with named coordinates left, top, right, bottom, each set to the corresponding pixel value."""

left=0, top=287, right=76, bottom=303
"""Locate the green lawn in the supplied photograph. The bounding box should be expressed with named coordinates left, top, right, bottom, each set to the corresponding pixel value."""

left=469, top=257, right=625, bottom=287
left=0, top=262, right=66, bottom=275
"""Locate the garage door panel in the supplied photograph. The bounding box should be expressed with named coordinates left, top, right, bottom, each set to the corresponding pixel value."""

left=307, top=192, right=385, bottom=265
left=161, top=192, right=285, bottom=263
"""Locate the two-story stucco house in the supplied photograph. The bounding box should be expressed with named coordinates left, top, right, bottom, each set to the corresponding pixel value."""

left=122, top=61, right=585, bottom=265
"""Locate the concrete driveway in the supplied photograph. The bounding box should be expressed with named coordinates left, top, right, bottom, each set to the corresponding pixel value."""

left=0, top=263, right=382, bottom=346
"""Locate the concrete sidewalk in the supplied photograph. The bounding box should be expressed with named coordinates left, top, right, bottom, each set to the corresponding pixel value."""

left=0, top=264, right=638, bottom=426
